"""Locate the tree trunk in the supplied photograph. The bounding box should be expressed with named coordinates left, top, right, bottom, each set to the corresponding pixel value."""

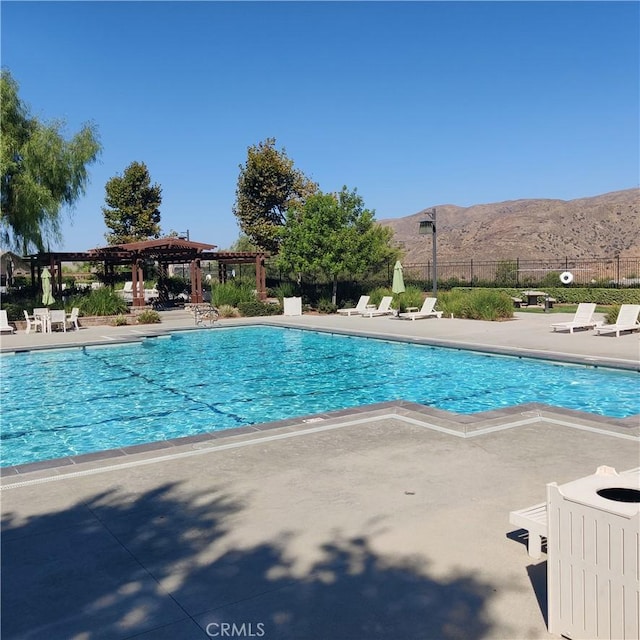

left=332, top=276, right=338, bottom=305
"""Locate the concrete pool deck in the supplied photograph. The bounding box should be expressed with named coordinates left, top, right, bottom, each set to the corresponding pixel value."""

left=1, top=310, right=639, bottom=639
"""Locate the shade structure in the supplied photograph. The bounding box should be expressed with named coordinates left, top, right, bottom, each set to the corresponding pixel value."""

left=392, top=260, right=405, bottom=294
left=41, top=267, right=55, bottom=306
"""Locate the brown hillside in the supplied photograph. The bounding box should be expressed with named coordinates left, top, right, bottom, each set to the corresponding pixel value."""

left=379, top=188, right=640, bottom=263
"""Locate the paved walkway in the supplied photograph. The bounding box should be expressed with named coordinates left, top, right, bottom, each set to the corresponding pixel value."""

left=1, top=310, right=639, bottom=639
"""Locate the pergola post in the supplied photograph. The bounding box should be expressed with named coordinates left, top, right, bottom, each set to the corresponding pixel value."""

left=218, top=261, right=227, bottom=284
left=256, top=254, right=267, bottom=300
left=132, top=259, right=145, bottom=307
left=48, top=257, right=60, bottom=296
left=190, top=259, right=203, bottom=303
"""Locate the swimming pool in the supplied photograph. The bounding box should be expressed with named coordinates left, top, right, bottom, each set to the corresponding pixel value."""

left=1, top=326, right=638, bottom=467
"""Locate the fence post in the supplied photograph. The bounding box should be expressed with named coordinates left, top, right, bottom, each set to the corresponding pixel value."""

left=516, top=258, right=520, bottom=287
left=470, top=259, right=474, bottom=285
left=616, top=256, right=620, bottom=288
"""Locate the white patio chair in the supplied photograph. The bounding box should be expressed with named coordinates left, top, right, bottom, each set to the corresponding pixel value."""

left=23, top=309, right=43, bottom=334
left=49, top=309, right=67, bottom=332
left=66, top=307, right=80, bottom=331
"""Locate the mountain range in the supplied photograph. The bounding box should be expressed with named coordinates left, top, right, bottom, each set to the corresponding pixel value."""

left=378, top=188, right=639, bottom=263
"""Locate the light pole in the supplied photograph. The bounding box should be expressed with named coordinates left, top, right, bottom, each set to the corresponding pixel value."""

left=418, top=208, right=437, bottom=296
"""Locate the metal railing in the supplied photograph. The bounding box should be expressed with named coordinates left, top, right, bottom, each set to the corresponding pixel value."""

left=401, top=257, right=640, bottom=288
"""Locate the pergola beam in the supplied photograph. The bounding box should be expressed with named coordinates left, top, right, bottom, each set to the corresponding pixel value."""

left=26, top=238, right=270, bottom=303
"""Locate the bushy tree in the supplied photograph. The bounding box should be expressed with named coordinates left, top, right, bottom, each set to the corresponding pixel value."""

left=233, top=138, right=317, bottom=253
left=0, top=70, right=101, bottom=253
left=228, top=234, right=260, bottom=252
left=277, top=187, right=397, bottom=304
left=495, top=260, right=518, bottom=286
left=102, top=161, right=162, bottom=245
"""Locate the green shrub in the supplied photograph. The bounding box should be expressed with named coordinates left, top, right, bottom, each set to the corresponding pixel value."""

left=604, top=305, right=621, bottom=325
left=393, top=285, right=425, bottom=312
left=136, top=310, right=161, bottom=324
left=367, top=286, right=393, bottom=306
left=72, top=288, right=128, bottom=316
left=112, top=314, right=129, bottom=326
left=272, top=282, right=298, bottom=301
left=159, top=276, right=188, bottom=298
left=1, top=292, right=67, bottom=320
left=452, top=287, right=640, bottom=306
left=237, top=300, right=282, bottom=317
left=217, top=304, right=241, bottom=318
left=539, top=272, right=563, bottom=287
left=316, top=298, right=337, bottom=314
left=211, top=282, right=255, bottom=307
left=438, top=290, right=513, bottom=320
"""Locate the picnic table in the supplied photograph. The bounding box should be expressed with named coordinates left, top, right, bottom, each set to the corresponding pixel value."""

left=522, top=290, right=550, bottom=307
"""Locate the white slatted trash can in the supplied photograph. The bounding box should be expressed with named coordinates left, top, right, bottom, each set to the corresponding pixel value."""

left=547, top=467, right=640, bottom=639
left=282, top=297, right=302, bottom=316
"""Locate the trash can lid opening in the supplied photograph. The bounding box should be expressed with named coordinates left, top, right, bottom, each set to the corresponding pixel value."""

left=596, top=487, right=640, bottom=503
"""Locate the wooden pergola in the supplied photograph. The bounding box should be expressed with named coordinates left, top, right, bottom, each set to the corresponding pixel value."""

left=28, top=237, right=270, bottom=306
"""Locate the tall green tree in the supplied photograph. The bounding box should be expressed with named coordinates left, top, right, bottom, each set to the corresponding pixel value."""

left=277, top=187, right=397, bottom=304
left=233, top=138, right=317, bottom=253
left=0, top=69, right=101, bottom=253
left=102, top=161, right=162, bottom=244
left=228, top=234, right=260, bottom=252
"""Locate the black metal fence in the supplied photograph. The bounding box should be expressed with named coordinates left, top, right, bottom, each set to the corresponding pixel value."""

left=194, top=256, right=640, bottom=303
left=401, top=257, right=640, bottom=288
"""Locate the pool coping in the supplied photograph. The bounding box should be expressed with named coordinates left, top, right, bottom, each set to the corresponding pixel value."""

left=2, top=321, right=638, bottom=479
left=2, top=399, right=638, bottom=481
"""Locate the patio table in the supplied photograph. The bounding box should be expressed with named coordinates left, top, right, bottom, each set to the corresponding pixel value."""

left=522, top=290, right=548, bottom=307
left=33, top=309, right=51, bottom=333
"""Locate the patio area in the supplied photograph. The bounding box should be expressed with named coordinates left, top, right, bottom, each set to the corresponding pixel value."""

left=1, top=311, right=638, bottom=639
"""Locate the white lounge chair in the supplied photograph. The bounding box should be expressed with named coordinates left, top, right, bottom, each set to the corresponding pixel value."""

left=337, top=295, right=370, bottom=316
left=144, top=287, right=159, bottom=304
left=398, top=297, right=442, bottom=321
left=0, top=310, right=15, bottom=334
left=550, top=302, right=598, bottom=333
left=361, top=296, right=394, bottom=318
left=594, top=304, right=640, bottom=337
left=118, top=281, right=134, bottom=302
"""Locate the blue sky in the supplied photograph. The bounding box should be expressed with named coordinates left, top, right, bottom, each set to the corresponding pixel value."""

left=2, top=1, right=638, bottom=252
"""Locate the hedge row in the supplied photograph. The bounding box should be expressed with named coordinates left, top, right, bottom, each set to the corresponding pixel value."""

left=452, top=287, right=640, bottom=305
left=237, top=300, right=283, bottom=316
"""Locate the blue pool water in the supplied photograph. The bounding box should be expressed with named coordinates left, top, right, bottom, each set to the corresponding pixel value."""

left=1, top=326, right=638, bottom=467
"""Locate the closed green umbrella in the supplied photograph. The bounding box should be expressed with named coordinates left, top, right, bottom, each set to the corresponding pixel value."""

left=41, top=267, right=55, bottom=306
left=392, top=260, right=405, bottom=294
